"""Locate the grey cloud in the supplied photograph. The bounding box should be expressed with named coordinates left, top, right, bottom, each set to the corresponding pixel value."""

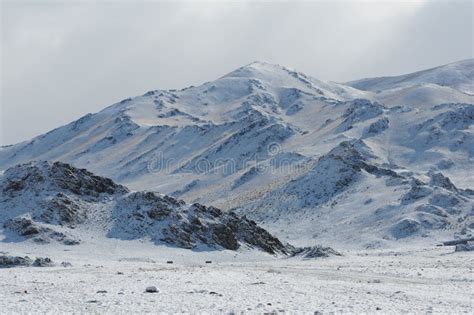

left=1, top=1, right=472, bottom=145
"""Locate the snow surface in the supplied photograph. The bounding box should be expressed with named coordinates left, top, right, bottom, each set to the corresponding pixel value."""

left=0, top=241, right=472, bottom=314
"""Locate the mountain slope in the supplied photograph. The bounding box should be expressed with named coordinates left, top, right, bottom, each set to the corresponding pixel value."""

left=1, top=60, right=473, bottom=248
left=237, top=140, right=474, bottom=248
left=347, top=59, right=474, bottom=95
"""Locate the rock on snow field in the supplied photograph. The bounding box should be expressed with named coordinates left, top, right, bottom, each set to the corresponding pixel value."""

left=0, top=59, right=473, bottom=313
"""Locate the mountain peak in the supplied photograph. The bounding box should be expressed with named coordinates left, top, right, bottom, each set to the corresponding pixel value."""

left=246, top=60, right=276, bottom=67
left=222, top=60, right=290, bottom=79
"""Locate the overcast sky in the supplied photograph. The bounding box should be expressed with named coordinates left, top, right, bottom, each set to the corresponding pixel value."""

left=1, top=0, right=472, bottom=145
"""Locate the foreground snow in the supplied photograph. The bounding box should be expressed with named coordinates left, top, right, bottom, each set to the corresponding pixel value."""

left=0, top=241, right=472, bottom=313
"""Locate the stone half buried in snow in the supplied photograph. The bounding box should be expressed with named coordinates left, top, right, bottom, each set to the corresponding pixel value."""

left=0, top=255, right=33, bottom=268
left=32, top=257, right=54, bottom=267
left=454, top=242, right=474, bottom=252
left=145, top=286, right=159, bottom=293
left=0, top=255, right=54, bottom=268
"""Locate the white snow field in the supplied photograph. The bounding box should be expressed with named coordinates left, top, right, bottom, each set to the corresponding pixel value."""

left=1, top=60, right=473, bottom=313
left=0, top=241, right=472, bottom=314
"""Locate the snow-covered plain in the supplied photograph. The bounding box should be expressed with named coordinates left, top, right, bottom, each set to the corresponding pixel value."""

left=0, top=241, right=472, bottom=314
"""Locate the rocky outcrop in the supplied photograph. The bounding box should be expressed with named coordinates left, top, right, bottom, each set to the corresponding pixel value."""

left=0, top=255, right=54, bottom=268
left=1, top=161, right=295, bottom=255
left=2, top=160, right=128, bottom=199
left=363, top=117, right=389, bottom=137
left=291, top=245, right=341, bottom=258
left=336, top=99, right=385, bottom=132
left=455, top=243, right=474, bottom=252
left=0, top=161, right=128, bottom=244
left=110, top=192, right=291, bottom=254
left=3, top=217, right=80, bottom=245
left=0, top=255, right=32, bottom=268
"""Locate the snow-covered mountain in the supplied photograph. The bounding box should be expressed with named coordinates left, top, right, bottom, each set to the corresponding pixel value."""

left=1, top=59, right=473, bottom=248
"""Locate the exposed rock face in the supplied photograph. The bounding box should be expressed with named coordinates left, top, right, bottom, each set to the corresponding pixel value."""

left=110, top=192, right=291, bottom=254
left=1, top=161, right=294, bottom=255
left=1, top=161, right=128, bottom=227
left=2, top=161, right=128, bottom=198
left=0, top=161, right=127, bottom=244
left=223, top=213, right=291, bottom=254
left=428, top=171, right=458, bottom=193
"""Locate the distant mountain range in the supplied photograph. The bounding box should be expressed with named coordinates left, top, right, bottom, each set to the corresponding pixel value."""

left=1, top=59, right=473, bottom=249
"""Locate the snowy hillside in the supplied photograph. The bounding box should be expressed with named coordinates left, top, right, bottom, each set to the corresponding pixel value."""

left=0, top=161, right=294, bottom=254
left=237, top=140, right=473, bottom=248
left=347, top=59, right=474, bottom=95
left=0, top=59, right=473, bottom=248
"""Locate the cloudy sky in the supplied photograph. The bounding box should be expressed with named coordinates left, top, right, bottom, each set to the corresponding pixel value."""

left=1, top=0, right=472, bottom=145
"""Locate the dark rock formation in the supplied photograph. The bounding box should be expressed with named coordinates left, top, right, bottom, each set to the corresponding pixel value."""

left=111, top=193, right=292, bottom=254
left=0, top=255, right=32, bottom=268
left=4, top=217, right=80, bottom=245
left=1, top=161, right=296, bottom=255
left=0, top=255, right=54, bottom=268
left=292, top=245, right=341, bottom=258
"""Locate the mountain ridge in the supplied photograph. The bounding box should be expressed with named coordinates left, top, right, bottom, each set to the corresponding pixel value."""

left=346, top=59, right=474, bottom=95
left=1, top=59, right=473, bottom=248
